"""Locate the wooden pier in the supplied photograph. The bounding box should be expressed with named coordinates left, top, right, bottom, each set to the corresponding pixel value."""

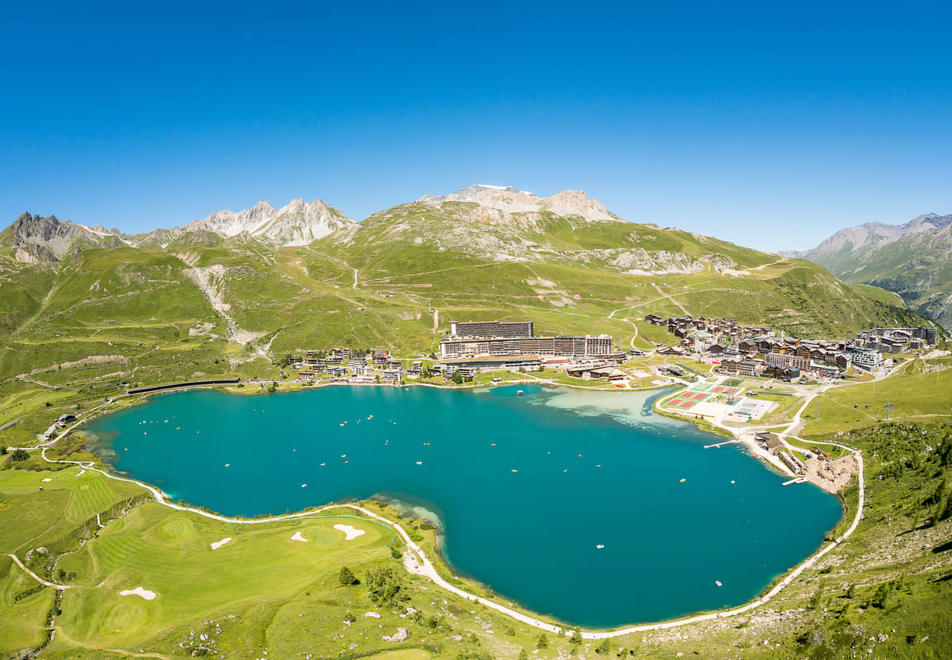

left=704, top=439, right=742, bottom=449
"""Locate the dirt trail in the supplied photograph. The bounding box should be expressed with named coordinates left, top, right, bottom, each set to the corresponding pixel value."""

left=653, top=283, right=690, bottom=315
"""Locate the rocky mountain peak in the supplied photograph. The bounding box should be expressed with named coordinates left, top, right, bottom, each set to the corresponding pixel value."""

left=184, top=197, right=352, bottom=246
left=417, top=185, right=622, bottom=223
left=2, top=212, right=123, bottom=262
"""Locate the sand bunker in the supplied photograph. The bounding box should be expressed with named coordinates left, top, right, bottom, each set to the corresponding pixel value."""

left=290, top=531, right=308, bottom=543
left=119, top=587, right=157, bottom=600
left=210, top=537, right=232, bottom=550
left=334, top=524, right=365, bottom=541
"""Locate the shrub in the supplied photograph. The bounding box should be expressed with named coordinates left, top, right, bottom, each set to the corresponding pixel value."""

left=11, top=449, right=29, bottom=462
left=536, top=634, right=548, bottom=649
left=870, top=581, right=893, bottom=609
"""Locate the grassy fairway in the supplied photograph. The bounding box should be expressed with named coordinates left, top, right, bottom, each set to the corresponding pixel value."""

left=801, top=361, right=952, bottom=437
left=50, top=503, right=393, bottom=654
left=0, top=467, right=544, bottom=659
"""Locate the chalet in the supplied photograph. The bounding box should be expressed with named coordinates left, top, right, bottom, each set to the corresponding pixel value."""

left=738, top=339, right=757, bottom=354
left=737, top=359, right=762, bottom=377
left=719, top=358, right=740, bottom=374
left=57, top=414, right=77, bottom=428
left=765, top=364, right=800, bottom=381
left=457, top=367, right=478, bottom=380
left=707, top=343, right=727, bottom=356
left=755, top=432, right=784, bottom=452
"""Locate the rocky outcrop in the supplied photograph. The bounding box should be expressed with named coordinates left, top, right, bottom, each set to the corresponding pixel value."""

left=184, top=198, right=353, bottom=246
left=418, top=185, right=622, bottom=223
left=1, top=212, right=124, bottom=262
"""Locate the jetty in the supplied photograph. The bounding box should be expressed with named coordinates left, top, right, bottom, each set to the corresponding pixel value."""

left=704, top=439, right=742, bottom=449
left=782, top=477, right=807, bottom=486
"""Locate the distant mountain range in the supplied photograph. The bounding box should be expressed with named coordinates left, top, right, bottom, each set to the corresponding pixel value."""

left=787, top=213, right=952, bottom=330
left=0, top=186, right=939, bottom=386
left=1, top=198, right=352, bottom=263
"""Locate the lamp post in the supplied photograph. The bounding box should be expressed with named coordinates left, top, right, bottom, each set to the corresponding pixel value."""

left=884, top=401, right=894, bottom=422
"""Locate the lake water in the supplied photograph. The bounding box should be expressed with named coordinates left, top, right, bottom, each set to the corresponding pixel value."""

left=85, top=384, right=842, bottom=627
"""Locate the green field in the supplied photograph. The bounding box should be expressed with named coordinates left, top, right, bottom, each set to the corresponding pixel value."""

left=800, top=361, right=952, bottom=437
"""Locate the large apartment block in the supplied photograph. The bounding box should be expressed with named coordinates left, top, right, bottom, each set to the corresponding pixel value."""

left=449, top=320, right=534, bottom=338
left=440, top=334, right=614, bottom=359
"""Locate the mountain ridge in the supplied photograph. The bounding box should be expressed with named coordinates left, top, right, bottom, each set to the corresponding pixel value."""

left=790, top=212, right=952, bottom=330
left=1, top=185, right=625, bottom=262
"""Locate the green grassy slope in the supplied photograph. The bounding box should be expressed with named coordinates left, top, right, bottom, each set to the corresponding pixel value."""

left=0, top=202, right=939, bottom=454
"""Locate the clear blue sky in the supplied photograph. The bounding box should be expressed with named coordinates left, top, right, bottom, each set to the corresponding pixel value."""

left=3, top=1, right=951, bottom=251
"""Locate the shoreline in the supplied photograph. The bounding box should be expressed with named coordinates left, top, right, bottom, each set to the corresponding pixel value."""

left=8, top=378, right=863, bottom=639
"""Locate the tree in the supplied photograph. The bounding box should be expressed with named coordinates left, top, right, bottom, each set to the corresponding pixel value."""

left=595, top=638, right=611, bottom=654
left=11, top=449, right=29, bottom=462
left=338, top=566, right=359, bottom=586
left=536, top=633, right=549, bottom=649
left=518, top=650, right=528, bottom=660
left=452, top=371, right=463, bottom=385
left=365, top=566, right=408, bottom=607
left=846, top=584, right=856, bottom=599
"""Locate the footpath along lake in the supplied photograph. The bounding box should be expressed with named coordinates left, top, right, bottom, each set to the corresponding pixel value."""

left=85, top=384, right=842, bottom=627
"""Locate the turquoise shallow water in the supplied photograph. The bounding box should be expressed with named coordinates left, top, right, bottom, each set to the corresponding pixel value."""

left=85, top=384, right=842, bottom=627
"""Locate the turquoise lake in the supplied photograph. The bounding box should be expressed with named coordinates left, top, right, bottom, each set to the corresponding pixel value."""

left=85, top=384, right=842, bottom=627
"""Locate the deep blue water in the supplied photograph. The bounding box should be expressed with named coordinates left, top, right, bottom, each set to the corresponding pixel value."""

left=85, top=384, right=842, bottom=627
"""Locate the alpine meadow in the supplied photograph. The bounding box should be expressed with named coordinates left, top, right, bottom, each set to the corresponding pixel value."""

left=3, top=3, right=952, bottom=659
